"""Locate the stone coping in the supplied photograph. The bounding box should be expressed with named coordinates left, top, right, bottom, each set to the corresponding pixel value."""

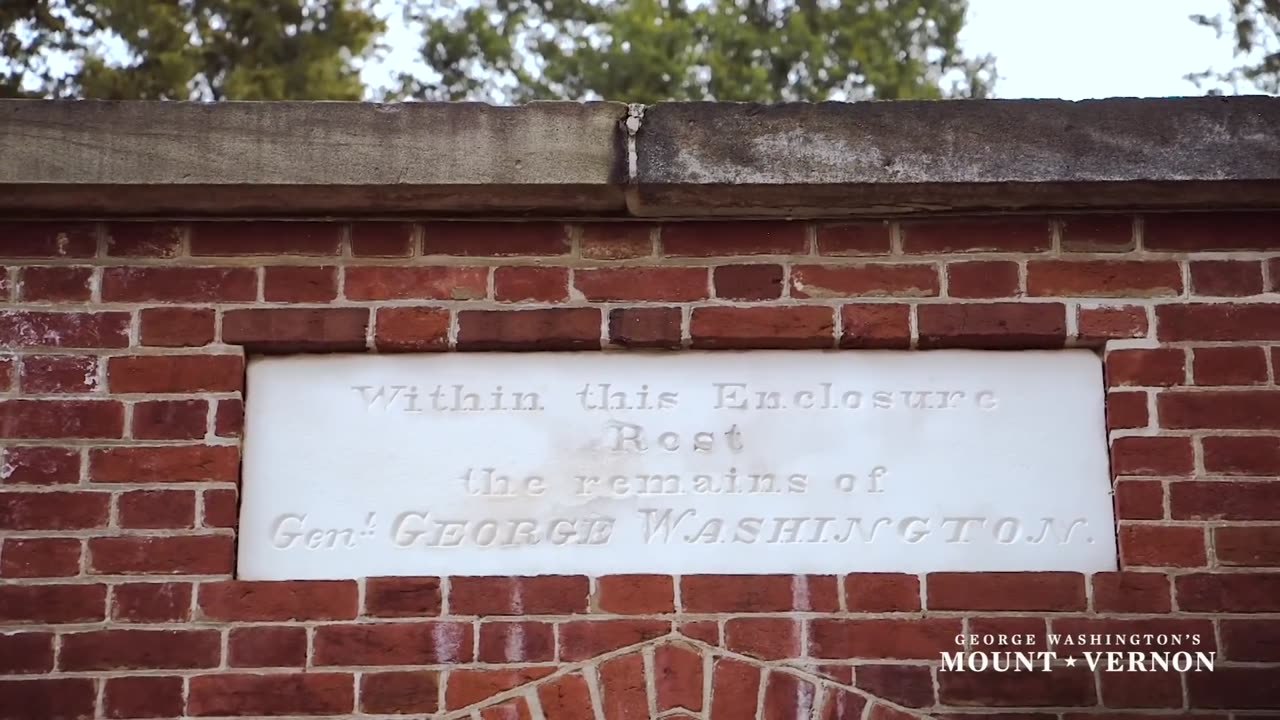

left=3, top=97, right=1279, bottom=217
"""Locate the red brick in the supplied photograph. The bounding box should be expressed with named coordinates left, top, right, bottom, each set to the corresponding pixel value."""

left=364, top=576, right=442, bottom=616
left=108, top=355, right=242, bottom=393
left=855, top=664, right=936, bottom=707
left=678, top=620, right=719, bottom=645
left=346, top=265, right=487, bottom=300
left=450, top=575, right=589, bottom=615
left=313, top=621, right=472, bottom=664
left=132, top=399, right=208, bottom=440
left=597, top=574, right=675, bottom=613
left=939, top=666, right=1095, bottom=706
left=1215, top=526, right=1280, bottom=566
left=817, top=221, right=891, bottom=255
left=202, top=488, right=238, bottom=527
left=102, top=266, right=257, bottom=302
left=1027, top=260, right=1181, bottom=297
left=188, top=673, right=355, bottom=716
left=760, top=672, right=816, bottom=720
left=1192, top=346, right=1269, bottom=385
left=580, top=223, right=655, bottom=259
left=104, top=676, right=184, bottom=718
left=119, top=489, right=196, bottom=528
left=1144, top=211, right=1280, bottom=251
left=947, top=260, right=1020, bottom=298
left=559, top=619, right=669, bottom=660
left=793, top=264, right=938, bottom=298
left=361, top=670, right=439, bottom=714
left=1177, top=572, right=1280, bottom=611
left=809, top=618, right=960, bottom=659
left=0, top=583, right=105, bottom=623
left=0, top=678, right=97, bottom=720
left=1172, top=481, right=1280, bottom=520
left=1103, top=670, right=1185, bottom=709
left=538, top=672, right=595, bottom=720
left=140, top=307, right=216, bottom=346
left=0, top=490, right=108, bottom=530
left=228, top=626, right=307, bottom=667
left=189, top=222, right=341, bottom=255
left=0, top=632, right=53, bottom=673
left=725, top=617, right=800, bottom=659
left=691, top=306, right=834, bottom=349
left=0, top=310, right=130, bottom=348
left=1187, top=666, right=1280, bottom=708
left=1119, top=524, right=1206, bottom=567
left=478, top=620, right=554, bottom=662
left=844, top=573, right=921, bottom=611
left=902, top=218, right=1050, bottom=254
left=214, top=398, right=243, bottom=437
left=374, top=306, right=449, bottom=351
left=598, top=652, right=649, bottom=719
left=576, top=267, right=708, bottom=301
left=918, top=302, right=1066, bottom=348
left=927, top=572, right=1085, bottom=611
left=1271, top=257, right=1280, bottom=292
left=1157, top=304, right=1280, bottom=341
left=0, top=222, right=97, bottom=257
left=422, top=222, right=569, bottom=256
left=709, top=657, right=762, bottom=720
left=713, top=264, right=785, bottom=300
left=199, top=580, right=358, bottom=620
left=1105, top=348, right=1185, bottom=386
left=1077, top=304, right=1149, bottom=340
left=1111, top=436, right=1194, bottom=476
left=840, top=303, right=911, bottom=349
left=655, top=643, right=703, bottom=712
left=966, top=618, right=1049, bottom=652
left=19, top=354, right=98, bottom=392
left=20, top=266, right=92, bottom=301
left=263, top=265, right=338, bottom=302
left=662, top=221, right=806, bottom=256
left=682, top=574, right=838, bottom=612
left=221, top=307, right=369, bottom=351
left=351, top=222, right=414, bottom=256
left=821, top=686, right=869, bottom=720
left=0, top=537, right=80, bottom=577
left=494, top=266, right=568, bottom=302
left=1159, top=389, right=1280, bottom=429
left=104, top=222, right=183, bottom=257
left=1059, top=215, right=1135, bottom=251
left=61, top=628, right=219, bottom=670
left=445, top=667, right=554, bottom=709
left=1107, top=391, right=1149, bottom=429
left=1191, top=260, right=1264, bottom=296
left=1, top=445, right=80, bottom=484
left=609, top=307, right=681, bottom=348
left=0, top=399, right=123, bottom=438
left=112, top=582, right=192, bottom=622
left=457, top=308, right=601, bottom=350
left=90, top=535, right=233, bottom=575
left=1221, top=618, right=1280, bottom=660
left=1091, top=572, right=1172, bottom=613
left=91, top=445, right=239, bottom=482
left=0, top=353, right=10, bottom=389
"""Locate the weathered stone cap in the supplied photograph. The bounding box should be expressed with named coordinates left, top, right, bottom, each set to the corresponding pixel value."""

left=3, top=96, right=1279, bottom=217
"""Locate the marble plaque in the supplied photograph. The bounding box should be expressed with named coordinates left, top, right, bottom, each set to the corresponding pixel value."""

left=238, top=350, right=1117, bottom=579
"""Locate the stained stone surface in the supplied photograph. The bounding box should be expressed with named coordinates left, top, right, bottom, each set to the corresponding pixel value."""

left=238, top=350, right=1116, bottom=579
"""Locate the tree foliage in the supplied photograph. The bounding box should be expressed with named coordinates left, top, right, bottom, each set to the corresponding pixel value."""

left=1, top=0, right=381, bottom=100
left=398, top=0, right=995, bottom=103
left=1189, top=0, right=1280, bottom=93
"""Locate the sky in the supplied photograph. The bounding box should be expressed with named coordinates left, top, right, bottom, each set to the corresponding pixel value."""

left=361, top=0, right=1264, bottom=100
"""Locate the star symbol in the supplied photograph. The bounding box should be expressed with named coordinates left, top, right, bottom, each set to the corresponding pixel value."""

left=1064, top=656, right=1076, bottom=667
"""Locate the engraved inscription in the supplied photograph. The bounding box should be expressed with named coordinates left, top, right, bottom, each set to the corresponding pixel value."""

left=238, top=351, right=1117, bottom=578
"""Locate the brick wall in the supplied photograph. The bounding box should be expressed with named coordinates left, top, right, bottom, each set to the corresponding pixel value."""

left=1, top=214, right=1278, bottom=719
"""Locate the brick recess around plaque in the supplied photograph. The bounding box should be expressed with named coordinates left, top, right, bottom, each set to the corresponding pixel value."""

left=1, top=215, right=1278, bottom=718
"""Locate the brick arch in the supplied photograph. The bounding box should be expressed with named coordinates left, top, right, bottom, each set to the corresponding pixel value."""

left=440, top=633, right=933, bottom=719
